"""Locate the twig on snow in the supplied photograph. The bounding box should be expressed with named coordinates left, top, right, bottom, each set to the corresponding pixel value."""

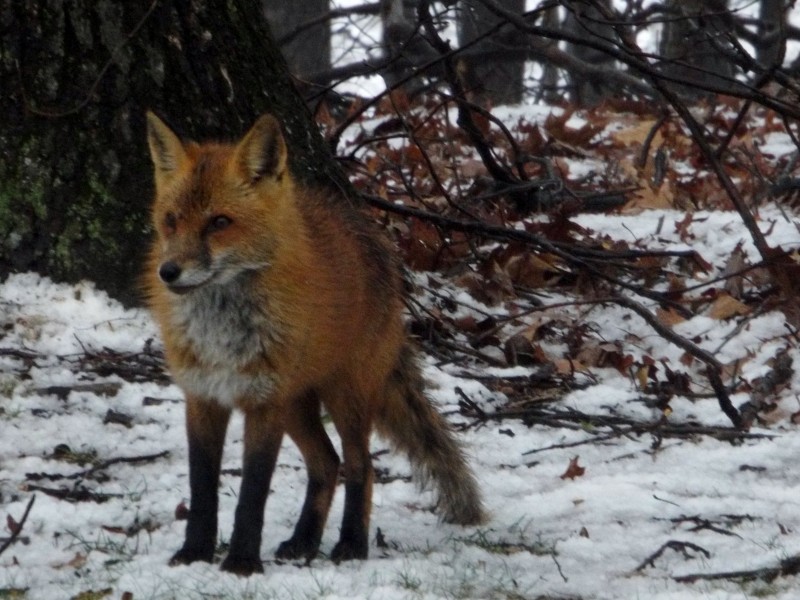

left=674, top=553, right=800, bottom=583
left=0, top=494, right=36, bottom=558
left=634, top=539, right=711, bottom=572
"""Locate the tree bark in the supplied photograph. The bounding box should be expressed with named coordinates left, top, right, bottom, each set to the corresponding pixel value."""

left=457, top=0, right=525, bottom=105
left=758, top=0, right=786, bottom=68
left=658, top=0, right=736, bottom=99
left=264, top=0, right=330, bottom=87
left=0, top=0, right=346, bottom=304
left=563, top=0, right=617, bottom=106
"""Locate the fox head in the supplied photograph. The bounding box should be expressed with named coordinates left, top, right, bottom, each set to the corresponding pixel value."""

left=146, top=112, right=292, bottom=294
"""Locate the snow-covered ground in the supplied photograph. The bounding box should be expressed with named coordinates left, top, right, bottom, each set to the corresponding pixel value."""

left=2, top=202, right=800, bottom=599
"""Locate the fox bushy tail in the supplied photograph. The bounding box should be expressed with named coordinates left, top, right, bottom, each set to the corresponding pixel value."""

left=376, top=344, right=485, bottom=525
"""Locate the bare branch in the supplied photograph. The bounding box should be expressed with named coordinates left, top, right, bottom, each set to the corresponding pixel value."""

left=0, top=495, right=36, bottom=558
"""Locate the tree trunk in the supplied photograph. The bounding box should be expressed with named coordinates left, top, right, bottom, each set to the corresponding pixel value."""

left=758, top=0, right=786, bottom=68
left=539, top=3, right=561, bottom=104
left=0, top=0, right=346, bottom=304
left=563, top=0, right=617, bottom=106
left=658, top=0, right=736, bottom=99
left=457, top=0, right=525, bottom=106
left=264, top=0, right=330, bottom=87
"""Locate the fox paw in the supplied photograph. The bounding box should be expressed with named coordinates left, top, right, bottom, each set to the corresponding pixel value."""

left=330, top=539, right=368, bottom=563
left=220, top=553, right=264, bottom=576
left=275, top=536, right=320, bottom=561
left=169, top=545, right=214, bottom=566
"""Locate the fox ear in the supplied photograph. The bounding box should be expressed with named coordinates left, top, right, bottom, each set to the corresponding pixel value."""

left=146, top=111, right=187, bottom=178
left=234, top=114, right=287, bottom=184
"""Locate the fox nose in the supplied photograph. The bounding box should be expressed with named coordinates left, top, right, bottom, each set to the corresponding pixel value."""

left=158, top=261, right=182, bottom=284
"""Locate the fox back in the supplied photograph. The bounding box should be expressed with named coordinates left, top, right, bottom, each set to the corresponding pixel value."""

left=144, top=112, right=483, bottom=576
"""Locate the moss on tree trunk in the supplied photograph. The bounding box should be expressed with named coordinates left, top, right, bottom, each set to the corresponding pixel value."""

left=0, top=0, right=345, bottom=304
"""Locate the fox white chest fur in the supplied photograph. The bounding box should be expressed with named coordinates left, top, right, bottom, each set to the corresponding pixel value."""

left=168, top=279, right=280, bottom=407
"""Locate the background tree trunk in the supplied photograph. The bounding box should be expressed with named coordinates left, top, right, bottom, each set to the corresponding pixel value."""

left=264, top=0, right=331, bottom=88
left=0, top=0, right=346, bottom=304
left=457, top=0, right=525, bottom=106
left=758, top=0, right=786, bottom=68
left=658, top=0, right=736, bottom=99
left=563, top=0, right=617, bottom=105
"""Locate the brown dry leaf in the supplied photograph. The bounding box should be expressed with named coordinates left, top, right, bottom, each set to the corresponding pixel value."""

left=553, top=358, right=588, bottom=376
left=52, top=552, right=87, bottom=570
left=624, top=180, right=675, bottom=210
left=505, top=252, right=564, bottom=288
left=516, top=120, right=547, bottom=155
left=453, top=315, right=479, bottom=333
left=174, top=501, right=190, bottom=521
left=504, top=335, right=549, bottom=366
left=403, top=144, right=425, bottom=164
left=656, top=307, right=686, bottom=327
left=673, top=212, right=695, bottom=241
left=545, top=110, right=605, bottom=147
left=576, top=341, right=632, bottom=372
left=459, top=158, right=488, bottom=179
left=402, top=220, right=442, bottom=271
left=708, top=293, right=751, bottom=320
left=722, top=242, right=749, bottom=298
left=560, top=456, right=586, bottom=480
left=388, top=88, right=411, bottom=113
left=100, top=525, right=126, bottom=535
left=6, top=513, right=21, bottom=535
left=635, top=365, right=649, bottom=390
left=610, top=118, right=664, bottom=147
left=504, top=333, right=534, bottom=366
left=516, top=317, right=550, bottom=342
left=69, top=589, right=112, bottom=600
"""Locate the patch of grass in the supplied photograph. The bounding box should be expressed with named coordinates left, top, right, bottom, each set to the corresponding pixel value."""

left=395, top=563, right=423, bottom=592
left=63, top=528, right=139, bottom=564
left=457, top=528, right=558, bottom=557
left=0, top=375, right=18, bottom=399
left=49, top=444, right=98, bottom=466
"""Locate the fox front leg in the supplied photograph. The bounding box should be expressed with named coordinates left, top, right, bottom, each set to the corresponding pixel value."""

left=220, top=405, right=285, bottom=575
left=170, top=398, right=231, bottom=566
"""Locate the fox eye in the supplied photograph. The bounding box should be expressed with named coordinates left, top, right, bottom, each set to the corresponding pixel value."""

left=208, top=215, right=232, bottom=232
left=164, top=212, right=177, bottom=233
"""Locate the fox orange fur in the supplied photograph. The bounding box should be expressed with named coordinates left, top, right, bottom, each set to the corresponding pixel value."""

left=143, top=111, right=484, bottom=575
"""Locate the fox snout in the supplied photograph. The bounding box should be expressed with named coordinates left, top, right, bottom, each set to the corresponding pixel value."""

left=157, top=259, right=213, bottom=294
left=158, top=261, right=182, bottom=284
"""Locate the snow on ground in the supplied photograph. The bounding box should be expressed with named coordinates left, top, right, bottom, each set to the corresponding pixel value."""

left=2, top=203, right=800, bottom=599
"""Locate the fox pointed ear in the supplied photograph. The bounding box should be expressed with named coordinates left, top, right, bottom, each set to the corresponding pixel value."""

left=234, top=114, right=288, bottom=184
left=146, top=111, right=187, bottom=177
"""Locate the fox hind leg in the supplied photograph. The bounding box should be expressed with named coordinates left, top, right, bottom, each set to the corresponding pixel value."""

left=276, top=391, right=340, bottom=561
left=326, top=392, right=373, bottom=562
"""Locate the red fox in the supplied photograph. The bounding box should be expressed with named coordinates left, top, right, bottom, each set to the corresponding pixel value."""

left=143, top=111, right=484, bottom=575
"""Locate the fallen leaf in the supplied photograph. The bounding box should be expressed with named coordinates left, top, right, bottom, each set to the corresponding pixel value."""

left=52, top=552, right=87, bottom=570
left=609, top=118, right=663, bottom=147
left=708, top=293, right=750, bottom=320
left=68, top=588, right=112, bottom=600
left=561, top=456, right=586, bottom=480
left=656, top=307, right=686, bottom=327
left=6, top=514, right=21, bottom=535
left=175, top=501, right=190, bottom=521
left=722, top=242, right=749, bottom=298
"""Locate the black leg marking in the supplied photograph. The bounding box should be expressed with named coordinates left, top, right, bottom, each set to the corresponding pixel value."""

left=331, top=481, right=369, bottom=562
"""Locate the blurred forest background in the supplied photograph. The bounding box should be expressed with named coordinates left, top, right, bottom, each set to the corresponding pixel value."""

left=4, top=0, right=800, bottom=429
